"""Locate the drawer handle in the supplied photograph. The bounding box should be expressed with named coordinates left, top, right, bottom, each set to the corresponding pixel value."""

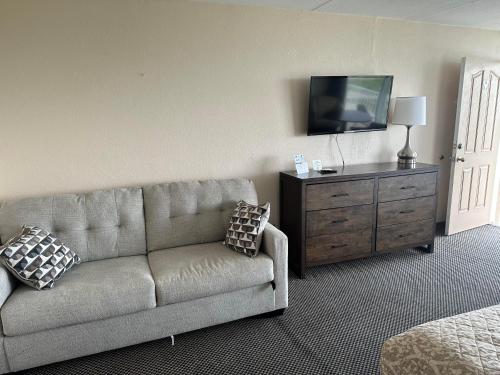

left=400, top=186, right=417, bottom=190
left=332, top=219, right=349, bottom=224
left=331, top=193, right=349, bottom=198
left=398, top=233, right=411, bottom=238
left=399, top=209, right=415, bottom=214
left=331, top=244, right=347, bottom=249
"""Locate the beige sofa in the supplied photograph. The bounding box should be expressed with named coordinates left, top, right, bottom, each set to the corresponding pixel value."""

left=0, top=178, right=288, bottom=373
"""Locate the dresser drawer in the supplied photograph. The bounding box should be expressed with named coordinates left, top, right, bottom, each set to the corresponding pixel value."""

left=378, top=196, right=435, bottom=227
left=306, top=230, right=372, bottom=265
left=306, top=204, right=373, bottom=237
left=306, top=179, right=374, bottom=211
left=376, top=219, right=434, bottom=252
left=378, top=173, right=437, bottom=202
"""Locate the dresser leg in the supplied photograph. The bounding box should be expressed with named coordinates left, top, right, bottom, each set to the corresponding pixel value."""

left=291, top=264, right=306, bottom=279
left=298, top=267, right=306, bottom=279
left=420, top=243, right=434, bottom=253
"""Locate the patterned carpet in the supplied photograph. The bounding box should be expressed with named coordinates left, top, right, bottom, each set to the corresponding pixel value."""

left=17, top=225, right=500, bottom=375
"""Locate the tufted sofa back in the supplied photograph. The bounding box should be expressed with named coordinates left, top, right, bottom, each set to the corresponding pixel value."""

left=143, top=178, right=257, bottom=252
left=0, top=188, right=146, bottom=262
left=0, top=178, right=258, bottom=261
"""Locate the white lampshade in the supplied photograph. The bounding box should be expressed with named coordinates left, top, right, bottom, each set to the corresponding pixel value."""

left=392, top=96, right=426, bottom=126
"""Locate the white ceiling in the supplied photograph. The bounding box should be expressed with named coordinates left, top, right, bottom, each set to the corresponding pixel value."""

left=197, top=0, right=500, bottom=30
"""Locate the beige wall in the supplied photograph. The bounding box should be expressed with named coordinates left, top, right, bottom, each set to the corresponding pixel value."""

left=1, top=0, right=500, bottom=222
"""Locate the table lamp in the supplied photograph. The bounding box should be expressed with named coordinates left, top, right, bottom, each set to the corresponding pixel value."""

left=392, top=96, right=426, bottom=166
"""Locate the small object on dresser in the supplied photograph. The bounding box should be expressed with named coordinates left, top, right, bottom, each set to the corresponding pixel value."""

left=319, top=168, right=337, bottom=175
left=294, top=154, right=309, bottom=174
left=223, top=200, right=270, bottom=257
left=312, top=160, right=323, bottom=171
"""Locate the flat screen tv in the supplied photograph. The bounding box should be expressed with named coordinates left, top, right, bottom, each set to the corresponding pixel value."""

left=308, top=75, right=393, bottom=135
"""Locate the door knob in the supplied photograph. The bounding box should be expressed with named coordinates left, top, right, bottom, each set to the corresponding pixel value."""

left=456, top=157, right=465, bottom=162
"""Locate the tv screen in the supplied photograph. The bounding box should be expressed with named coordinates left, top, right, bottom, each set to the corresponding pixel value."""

left=308, top=75, right=393, bottom=135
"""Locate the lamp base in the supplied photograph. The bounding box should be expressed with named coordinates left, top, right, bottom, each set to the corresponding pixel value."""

left=397, top=156, right=417, bottom=167
left=397, top=125, right=417, bottom=167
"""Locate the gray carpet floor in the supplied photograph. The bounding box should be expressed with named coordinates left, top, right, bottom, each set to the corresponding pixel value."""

left=17, top=224, right=500, bottom=375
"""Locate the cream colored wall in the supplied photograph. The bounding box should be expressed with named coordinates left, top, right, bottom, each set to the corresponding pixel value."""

left=1, top=0, right=500, bottom=223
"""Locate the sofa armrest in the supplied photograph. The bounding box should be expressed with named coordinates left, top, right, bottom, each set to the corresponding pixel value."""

left=0, top=265, right=16, bottom=307
left=262, top=223, right=288, bottom=310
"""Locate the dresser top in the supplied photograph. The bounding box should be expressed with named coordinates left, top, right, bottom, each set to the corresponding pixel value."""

left=280, top=162, right=439, bottom=182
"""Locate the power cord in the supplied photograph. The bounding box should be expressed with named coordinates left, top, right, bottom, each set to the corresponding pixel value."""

left=335, top=134, right=345, bottom=169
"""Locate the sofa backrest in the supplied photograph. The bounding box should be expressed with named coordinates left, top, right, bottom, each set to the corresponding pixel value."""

left=0, top=188, right=146, bottom=262
left=143, top=178, right=257, bottom=252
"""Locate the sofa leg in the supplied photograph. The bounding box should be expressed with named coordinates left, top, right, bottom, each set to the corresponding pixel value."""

left=273, top=308, right=285, bottom=317
left=252, top=308, right=286, bottom=319
left=170, top=335, right=175, bottom=346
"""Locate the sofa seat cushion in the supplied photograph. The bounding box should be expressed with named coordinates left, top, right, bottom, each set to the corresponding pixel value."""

left=148, top=242, right=274, bottom=306
left=1, top=255, right=156, bottom=337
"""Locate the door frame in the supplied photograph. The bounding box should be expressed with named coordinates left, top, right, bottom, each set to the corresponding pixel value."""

left=493, top=148, right=500, bottom=225
left=445, top=58, right=466, bottom=235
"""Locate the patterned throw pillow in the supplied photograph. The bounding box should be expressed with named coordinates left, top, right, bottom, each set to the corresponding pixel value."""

left=223, top=200, right=270, bottom=258
left=0, top=226, right=81, bottom=290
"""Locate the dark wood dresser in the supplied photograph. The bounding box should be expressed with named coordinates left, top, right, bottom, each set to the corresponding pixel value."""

left=279, top=162, right=439, bottom=278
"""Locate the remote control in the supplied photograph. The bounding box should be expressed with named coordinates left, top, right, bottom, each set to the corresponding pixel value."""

left=319, top=169, right=337, bottom=174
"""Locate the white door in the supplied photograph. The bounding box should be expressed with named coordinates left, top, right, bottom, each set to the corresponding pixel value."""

left=446, top=57, right=500, bottom=235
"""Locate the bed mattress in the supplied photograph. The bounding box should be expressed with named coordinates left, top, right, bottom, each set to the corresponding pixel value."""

left=380, top=304, right=500, bottom=374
